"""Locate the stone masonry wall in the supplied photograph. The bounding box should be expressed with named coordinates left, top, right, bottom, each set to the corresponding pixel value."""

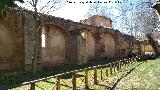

left=0, top=8, right=144, bottom=71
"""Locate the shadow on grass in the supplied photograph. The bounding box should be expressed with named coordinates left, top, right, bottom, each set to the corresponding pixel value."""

left=60, top=74, right=84, bottom=79
left=110, top=62, right=143, bottom=90
left=42, top=79, right=73, bottom=89
left=1, top=56, right=156, bottom=89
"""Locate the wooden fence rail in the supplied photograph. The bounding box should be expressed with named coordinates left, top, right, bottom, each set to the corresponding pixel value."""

left=1, top=56, right=141, bottom=90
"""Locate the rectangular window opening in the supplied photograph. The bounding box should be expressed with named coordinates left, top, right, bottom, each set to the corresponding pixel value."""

left=41, top=27, right=46, bottom=48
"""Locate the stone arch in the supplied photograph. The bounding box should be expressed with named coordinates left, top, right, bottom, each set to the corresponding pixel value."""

left=78, top=29, right=97, bottom=64
left=86, top=32, right=96, bottom=59
left=103, top=32, right=116, bottom=58
left=41, top=25, right=69, bottom=67
left=0, top=21, right=19, bottom=71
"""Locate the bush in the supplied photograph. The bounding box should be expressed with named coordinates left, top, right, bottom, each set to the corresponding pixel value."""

left=128, top=50, right=140, bottom=58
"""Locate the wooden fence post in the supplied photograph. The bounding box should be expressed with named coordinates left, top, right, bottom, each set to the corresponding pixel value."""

left=136, top=56, right=139, bottom=61
left=129, top=58, right=132, bottom=65
left=127, top=60, right=129, bottom=66
left=113, top=62, right=116, bottom=73
left=119, top=60, right=121, bottom=70
left=123, top=60, right=125, bottom=68
left=125, top=59, right=127, bottom=67
left=110, top=64, right=112, bottom=76
left=100, top=68, right=103, bottom=81
left=117, top=61, right=120, bottom=71
left=121, top=60, right=123, bottom=70
left=133, top=58, right=135, bottom=63
left=131, top=58, right=134, bottom=64
left=106, top=65, right=108, bottom=81
left=85, top=70, right=89, bottom=89
left=56, top=76, right=60, bottom=90
left=129, top=58, right=131, bottom=65
left=131, top=58, right=133, bottom=64
left=94, top=67, right=98, bottom=84
left=72, top=72, right=76, bottom=90
left=30, top=83, right=35, bottom=90
left=85, top=70, right=89, bottom=90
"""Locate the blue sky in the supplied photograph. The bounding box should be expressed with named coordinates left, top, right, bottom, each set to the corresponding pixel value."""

left=15, top=0, right=120, bottom=22
left=15, top=0, right=159, bottom=35
left=52, top=0, right=94, bottom=21
left=15, top=0, right=157, bottom=22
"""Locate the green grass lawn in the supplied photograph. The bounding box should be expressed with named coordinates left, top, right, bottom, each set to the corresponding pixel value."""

left=114, top=59, right=160, bottom=90
left=9, top=59, right=138, bottom=90
left=1, top=58, right=160, bottom=90
left=0, top=59, right=113, bottom=88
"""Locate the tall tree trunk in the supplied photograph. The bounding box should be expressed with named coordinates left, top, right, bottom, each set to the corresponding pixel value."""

left=31, top=0, right=38, bottom=90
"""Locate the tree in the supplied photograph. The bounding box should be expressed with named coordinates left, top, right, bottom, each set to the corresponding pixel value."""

left=16, top=0, right=65, bottom=14
left=0, top=0, right=24, bottom=18
left=129, top=1, right=160, bottom=56
left=16, top=0, right=66, bottom=90
left=86, top=0, right=158, bottom=36
left=86, top=0, right=160, bottom=56
left=85, top=0, right=135, bottom=34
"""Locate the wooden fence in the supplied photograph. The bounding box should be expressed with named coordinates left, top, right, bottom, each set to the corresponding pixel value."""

left=1, top=56, right=141, bottom=90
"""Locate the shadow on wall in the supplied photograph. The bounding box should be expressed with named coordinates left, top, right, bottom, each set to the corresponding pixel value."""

left=41, top=25, right=68, bottom=67
left=0, top=21, right=24, bottom=71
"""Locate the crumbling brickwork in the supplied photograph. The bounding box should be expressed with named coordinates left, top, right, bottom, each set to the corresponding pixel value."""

left=0, top=8, right=144, bottom=71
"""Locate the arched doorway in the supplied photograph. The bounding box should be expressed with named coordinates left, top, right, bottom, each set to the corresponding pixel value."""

left=41, top=25, right=66, bottom=67
left=86, top=32, right=96, bottom=59
left=80, top=31, right=96, bottom=61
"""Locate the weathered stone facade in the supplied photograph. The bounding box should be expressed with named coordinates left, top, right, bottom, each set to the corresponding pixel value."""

left=0, top=9, right=25, bottom=71
left=0, top=8, right=142, bottom=71
left=80, top=15, right=112, bottom=28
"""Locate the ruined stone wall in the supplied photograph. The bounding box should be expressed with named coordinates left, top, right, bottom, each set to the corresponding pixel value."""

left=0, top=8, right=41, bottom=71
left=0, top=9, right=25, bottom=71
left=41, top=25, right=67, bottom=67
left=80, top=15, right=112, bottom=28
left=103, top=33, right=115, bottom=58
left=23, top=11, right=37, bottom=71
left=0, top=23, right=13, bottom=60
left=85, top=31, right=96, bottom=59
left=140, top=44, right=154, bottom=53
left=0, top=8, right=143, bottom=71
left=0, top=22, right=14, bottom=71
left=93, top=16, right=112, bottom=28
left=77, top=34, right=87, bottom=64
left=77, top=29, right=97, bottom=64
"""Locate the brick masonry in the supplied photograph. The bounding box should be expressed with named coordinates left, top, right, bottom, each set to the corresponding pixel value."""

left=0, top=8, right=143, bottom=71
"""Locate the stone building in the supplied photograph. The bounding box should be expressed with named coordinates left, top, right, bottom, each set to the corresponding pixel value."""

left=0, top=8, right=140, bottom=71
left=80, top=15, right=112, bottom=28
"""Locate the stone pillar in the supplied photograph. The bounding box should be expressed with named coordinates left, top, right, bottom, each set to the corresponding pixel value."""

left=69, top=30, right=79, bottom=64
left=114, top=31, right=121, bottom=60
left=77, top=35, right=87, bottom=65
left=23, top=11, right=41, bottom=71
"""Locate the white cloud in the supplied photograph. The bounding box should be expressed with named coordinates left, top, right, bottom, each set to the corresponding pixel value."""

left=51, top=0, right=96, bottom=22
left=15, top=0, right=94, bottom=22
left=16, top=0, right=120, bottom=22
